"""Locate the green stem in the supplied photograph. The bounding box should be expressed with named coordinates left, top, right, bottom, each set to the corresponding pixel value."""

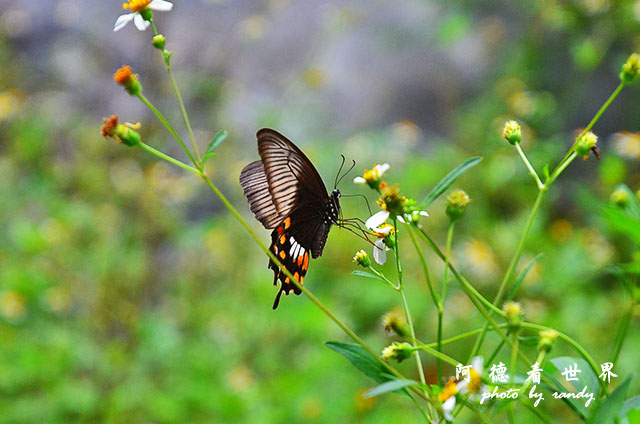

left=547, top=152, right=577, bottom=186
left=468, top=189, right=546, bottom=361
left=405, top=223, right=439, bottom=307
left=393, top=218, right=430, bottom=401
left=520, top=350, right=547, bottom=394
left=418, top=323, right=509, bottom=349
left=583, top=81, right=625, bottom=134
left=149, top=19, right=202, bottom=165
left=510, top=332, right=519, bottom=386
left=612, top=298, right=635, bottom=364
left=366, top=266, right=400, bottom=290
left=140, top=143, right=201, bottom=175
left=515, top=143, right=543, bottom=189
left=137, top=92, right=196, bottom=165
left=437, top=222, right=455, bottom=385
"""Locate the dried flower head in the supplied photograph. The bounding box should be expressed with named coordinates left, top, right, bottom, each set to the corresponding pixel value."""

left=503, top=301, right=523, bottom=333
left=101, top=115, right=142, bottom=147
left=538, top=329, right=559, bottom=353
left=446, top=189, right=471, bottom=221
left=381, top=342, right=414, bottom=363
left=381, top=309, right=409, bottom=338
left=352, top=250, right=371, bottom=267
left=575, top=131, right=598, bottom=158
left=113, top=65, right=141, bottom=95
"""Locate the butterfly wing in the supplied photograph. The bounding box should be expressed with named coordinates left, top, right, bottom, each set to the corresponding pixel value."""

left=239, top=129, right=335, bottom=309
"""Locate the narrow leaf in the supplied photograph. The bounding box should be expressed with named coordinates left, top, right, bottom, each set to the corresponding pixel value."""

left=326, top=341, right=387, bottom=383
left=352, top=270, right=386, bottom=283
left=508, top=253, right=544, bottom=300
left=364, top=379, right=418, bottom=398
left=542, top=164, right=550, bottom=180
left=203, top=129, right=228, bottom=163
left=422, top=156, right=483, bottom=206
left=587, top=376, right=631, bottom=424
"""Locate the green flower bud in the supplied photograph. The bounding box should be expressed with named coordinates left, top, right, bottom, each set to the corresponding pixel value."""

left=575, top=131, right=598, bottom=156
left=381, top=342, right=414, bottom=363
left=620, top=53, right=640, bottom=84
left=139, top=7, right=153, bottom=22
left=446, top=190, right=471, bottom=221
left=101, top=115, right=142, bottom=147
left=503, top=301, right=523, bottom=333
left=353, top=250, right=371, bottom=267
left=610, top=187, right=630, bottom=207
left=538, top=329, right=558, bottom=353
left=382, top=310, right=409, bottom=338
left=502, top=120, right=522, bottom=145
left=152, top=34, right=166, bottom=50
left=113, top=65, right=142, bottom=96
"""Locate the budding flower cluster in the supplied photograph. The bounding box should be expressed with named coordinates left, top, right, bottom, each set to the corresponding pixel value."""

left=381, top=341, right=414, bottom=363
left=538, top=329, right=559, bottom=353
left=353, top=250, right=371, bottom=267
left=620, top=53, right=640, bottom=84
left=610, top=187, right=630, bottom=207
left=113, top=65, right=142, bottom=96
left=575, top=131, right=598, bottom=157
left=382, top=310, right=409, bottom=338
left=502, top=120, right=522, bottom=145
left=101, top=115, right=142, bottom=147
left=446, top=190, right=471, bottom=222
left=503, top=301, right=523, bottom=333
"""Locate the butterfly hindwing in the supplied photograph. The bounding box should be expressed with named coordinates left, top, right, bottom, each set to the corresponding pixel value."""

left=269, top=216, right=311, bottom=309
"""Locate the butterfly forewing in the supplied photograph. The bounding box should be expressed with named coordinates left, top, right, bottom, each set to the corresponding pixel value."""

left=239, top=129, right=339, bottom=309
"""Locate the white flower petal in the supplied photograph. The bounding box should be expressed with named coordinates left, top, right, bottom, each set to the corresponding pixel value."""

left=133, top=13, right=151, bottom=30
left=442, top=396, right=456, bottom=421
left=375, top=163, right=390, bottom=176
left=420, top=210, right=429, bottom=217
left=397, top=215, right=406, bottom=224
left=149, top=0, right=173, bottom=11
left=366, top=210, right=389, bottom=230
left=113, top=13, right=135, bottom=31
left=471, top=356, right=484, bottom=374
left=457, top=378, right=470, bottom=394
left=373, top=240, right=387, bottom=265
left=353, top=176, right=366, bottom=184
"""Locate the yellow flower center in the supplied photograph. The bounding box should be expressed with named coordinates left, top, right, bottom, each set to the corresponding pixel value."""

left=123, top=0, right=151, bottom=12
left=467, top=368, right=482, bottom=393
left=438, top=379, right=458, bottom=402
left=372, top=224, right=394, bottom=239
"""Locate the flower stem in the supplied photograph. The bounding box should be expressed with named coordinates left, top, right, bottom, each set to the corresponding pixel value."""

left=468, top=189, right=545, bottom=361
left=149, top=19, right=202, bottom=165
left=405, top=223, right=439, bottom=307
left=366, top=266, right=400, bottom=290
left=515, top=143, right=543, bottom=189
left=137, top=92, right=197, bottom=165
left=140, top=142, right=201, bottom=175
left=510, top=333, right=519, bottom=386
left=437, top=222, right=455, bottom=385
left=393, top=218, right=429, bottom=401
left=612, top=298, right=635, bottom=364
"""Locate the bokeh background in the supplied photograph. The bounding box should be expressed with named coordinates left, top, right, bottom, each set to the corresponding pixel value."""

left=1, top=0, right=639, bottom=422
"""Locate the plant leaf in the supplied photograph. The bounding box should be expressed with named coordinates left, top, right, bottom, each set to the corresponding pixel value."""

left=619, top=394, right=640, bottom=424
left=352, top=270, right=386, bottom=283
left=202, top=129, right=228, bottom=164
left=364, top=379, right=418, bottom=398
left=587, top=376, right=631, bottom=424
left=422, top=156, right=482, bottom=206
left=508, top=253, right=543, bottom=300
left=325, top=341, right=388, bottom=384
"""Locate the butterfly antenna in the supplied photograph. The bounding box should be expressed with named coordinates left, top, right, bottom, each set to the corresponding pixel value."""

left=335, top=159, right=357, bottom=188
left=334, top=154, right=347, bottom=189
left=340, top=193, right=373, bottom=216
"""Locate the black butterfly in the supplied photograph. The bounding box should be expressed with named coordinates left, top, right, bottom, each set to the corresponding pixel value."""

left=239, top=129, right=341, bottom=309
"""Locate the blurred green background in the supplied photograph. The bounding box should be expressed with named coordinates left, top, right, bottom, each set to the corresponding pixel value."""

left=1, top=0, right=639, bottom=422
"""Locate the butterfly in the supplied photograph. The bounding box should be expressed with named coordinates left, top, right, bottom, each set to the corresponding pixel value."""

left=240, top=129, right=341, bottom=309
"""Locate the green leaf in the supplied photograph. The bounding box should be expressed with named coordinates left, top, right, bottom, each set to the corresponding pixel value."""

left=325, top=342, right=388, bottom=384
left=602, top=206, right=640, bottom=245
left=614, top=184, right=640, bottom=220
left=202, top=129, right=228, bottom=164
left=587, top=376, right=631, bottom=424
left=618, top=393, right=640, bottom=424
left=422, top=156, right=482, bottom=207
left=508, top=253, right=543, bottom=300
left=352, top=270, right=386, bottom=283
left=364, top=379, right=418, bottom=398
left=542, top=357, right=601, bottom=419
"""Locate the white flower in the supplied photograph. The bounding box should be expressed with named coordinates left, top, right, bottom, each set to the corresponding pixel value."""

left=397, top=210, right=429, bottom=224
left=373, top=239, right=390, bottom=265
left=442, top=396, right=456, bottom=422
left=353, top=163, right=390, bottom=185
left=457, top=356, right=487, bottom=401
left=365, top=210, right=390, bottom=232
left=113, top=0, right=173, bottom=32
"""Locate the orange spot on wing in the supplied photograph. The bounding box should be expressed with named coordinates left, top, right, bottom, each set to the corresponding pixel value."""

left=294, top=272, right=299, bottom=281
left=283, top=217, right=291, bottom=229
left=297, top=253, right=304, bottom=266
left=276, top=225, right=283, bottom=235
left=303, top=252, right=309, bottom=270
left=279, top=250, right=286, bottom=259
left=285, top=277, right=290, bottom=284
left=299, top=276, right=304, bottom=285
left=280, top=235, right=286, bottom=245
